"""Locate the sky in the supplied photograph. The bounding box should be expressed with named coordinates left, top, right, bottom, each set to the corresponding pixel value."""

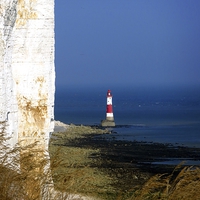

left=55, top=0, right=200, bottom=90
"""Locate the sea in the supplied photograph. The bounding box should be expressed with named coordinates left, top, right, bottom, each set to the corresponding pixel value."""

left=55, top=86, right=200, bottom=149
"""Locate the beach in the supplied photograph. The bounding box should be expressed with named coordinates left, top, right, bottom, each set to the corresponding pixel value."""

left=52, top=121, right=200, bottom=199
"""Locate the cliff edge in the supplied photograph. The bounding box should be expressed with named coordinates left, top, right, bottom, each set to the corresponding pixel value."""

left=0, top=0, right=55, bottom=149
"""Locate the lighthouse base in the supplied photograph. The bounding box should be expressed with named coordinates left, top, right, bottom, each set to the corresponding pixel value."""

left=101, top=120, right=115, bottom=127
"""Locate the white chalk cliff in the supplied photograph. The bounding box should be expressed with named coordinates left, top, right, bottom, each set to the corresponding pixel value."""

left=0, top=0, right=55, bottom=148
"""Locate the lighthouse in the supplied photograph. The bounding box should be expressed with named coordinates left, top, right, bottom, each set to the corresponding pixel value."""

left=101, top=90, right=115, bottom=127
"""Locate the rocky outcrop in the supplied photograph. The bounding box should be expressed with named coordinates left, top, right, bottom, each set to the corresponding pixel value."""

left=0, top=0, right=55, bottom=149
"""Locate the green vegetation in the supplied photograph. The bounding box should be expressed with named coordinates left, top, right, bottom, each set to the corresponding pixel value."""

left=133, top=165, right=200, bottom=200
left=49, top=124, right=200, bottom=200
left=0, top=122, right=68, bottom=200
left=49, top=125, right=117, bottom=199
left=1, top=122, right=200, bottom=199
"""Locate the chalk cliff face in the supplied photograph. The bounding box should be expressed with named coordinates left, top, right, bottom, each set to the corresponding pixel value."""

left=0, top=0, right=55, bottom=148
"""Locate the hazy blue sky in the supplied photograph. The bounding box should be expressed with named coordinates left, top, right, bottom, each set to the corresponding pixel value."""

left=55, top=0, right=200, bottom=89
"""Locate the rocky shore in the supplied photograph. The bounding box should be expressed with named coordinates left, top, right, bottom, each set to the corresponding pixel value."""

left=52, top=121, right=200, bottom=199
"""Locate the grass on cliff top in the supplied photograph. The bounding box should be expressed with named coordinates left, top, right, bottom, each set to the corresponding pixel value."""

left=134, top=165, right=200, bottom=200
left=1, top=122, right=200, bottom=200
left=49, top=124, right=117, bottom=199
left=49, top=124, right=200, bottom=200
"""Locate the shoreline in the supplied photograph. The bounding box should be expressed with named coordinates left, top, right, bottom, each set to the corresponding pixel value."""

left=51, top=121, right=200, bottom=199
left=54, top=120, right=70, bottom=132
left=53, top=120, right=200, bottom=167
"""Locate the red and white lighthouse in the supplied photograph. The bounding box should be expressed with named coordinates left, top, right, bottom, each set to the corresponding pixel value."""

left=101, top=89, right=115, bottom=127
left=106, top=89, right=114, bottom=121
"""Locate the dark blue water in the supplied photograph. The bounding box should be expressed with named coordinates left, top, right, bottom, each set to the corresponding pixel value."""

left=55, top=86, right=200, bottom=147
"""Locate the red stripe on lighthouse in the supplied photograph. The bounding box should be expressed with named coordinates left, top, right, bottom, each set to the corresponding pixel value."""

left=107, top=104, right=113, bottom=113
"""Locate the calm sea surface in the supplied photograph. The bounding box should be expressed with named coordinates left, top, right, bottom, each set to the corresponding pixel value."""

left=55, top=86, right=200, bottom=148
